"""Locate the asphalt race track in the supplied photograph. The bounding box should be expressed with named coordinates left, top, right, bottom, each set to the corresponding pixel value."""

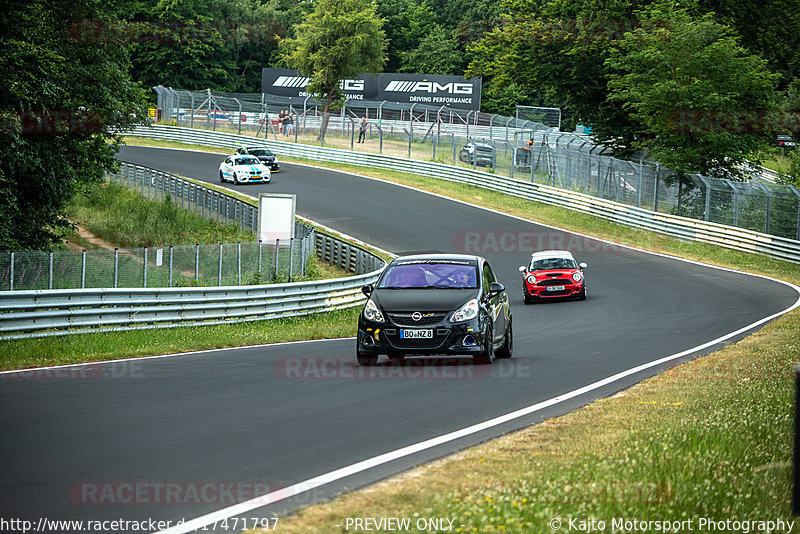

left=1, top=145, right=797, bottom=533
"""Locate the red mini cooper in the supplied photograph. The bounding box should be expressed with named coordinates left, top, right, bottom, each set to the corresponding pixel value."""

left=519, top=250, right=587, bottom=303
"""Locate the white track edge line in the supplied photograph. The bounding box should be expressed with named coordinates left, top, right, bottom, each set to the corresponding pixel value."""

left=156, top=283, right=800, bottom=534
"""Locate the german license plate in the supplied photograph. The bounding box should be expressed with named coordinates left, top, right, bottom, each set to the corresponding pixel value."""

left=546, top=286, right=565, bottom=292
left=400, top=329, right=433, bottom=339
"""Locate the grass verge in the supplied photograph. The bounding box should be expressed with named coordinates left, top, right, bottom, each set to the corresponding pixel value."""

left=0, top=307, right=360, bottom=371
left=260, top=309, right=800, bottom=533
left=67, top=181, right=255, bottom=247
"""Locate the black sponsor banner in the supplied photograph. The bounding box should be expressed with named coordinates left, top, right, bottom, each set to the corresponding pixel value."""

left=261, top=68, right=380, bottom=102
left=378, top=73, right=481, bottom=110
left=261, top=69, right=482, bottom=110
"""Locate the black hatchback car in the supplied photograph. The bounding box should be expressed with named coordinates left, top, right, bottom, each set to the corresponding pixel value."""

left=357, top=254, right=512, bottom=366
left=234, top=146, right=280, bottom=172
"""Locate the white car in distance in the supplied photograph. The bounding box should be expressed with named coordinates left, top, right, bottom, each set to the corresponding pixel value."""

left=219, top=155, right=271, bottom=185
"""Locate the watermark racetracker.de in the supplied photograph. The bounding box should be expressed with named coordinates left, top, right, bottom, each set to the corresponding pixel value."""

left=0, top=361, right=144, bottom=381
left=453, top=231, right=623, bottom=255
left=272, top=357, right=532, bottom=380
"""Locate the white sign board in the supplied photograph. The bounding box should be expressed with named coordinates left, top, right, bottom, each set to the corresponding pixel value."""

left=258, top=193, right=296, bottom=243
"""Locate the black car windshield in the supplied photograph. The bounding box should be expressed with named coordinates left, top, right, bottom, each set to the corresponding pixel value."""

left=378, top=262, right=477, bottom=289
left=247, top=149, right=273, bottom=157
left=236, top=156, right=261, bottom=165
left=530, top=257, right=577, bottom=270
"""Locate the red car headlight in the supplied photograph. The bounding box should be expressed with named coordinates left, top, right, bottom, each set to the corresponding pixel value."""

left=572, top=272, right=583, bottom=282
left=527, top=275, right=536, bottom=284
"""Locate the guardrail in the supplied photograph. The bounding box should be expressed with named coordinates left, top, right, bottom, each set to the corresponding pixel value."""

left=0, top=171, right=387, bottom=340
left=0, top=234, right=385, bottom=340
left=125, top=125, right=800, bottom=263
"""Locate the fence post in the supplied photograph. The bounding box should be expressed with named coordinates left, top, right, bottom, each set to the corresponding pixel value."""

left=169, top=246, right=174, bottom=287
left=237, top=242, right=242, bottom=286
left=289, top=239, right=295, bottom=281
left=48, top=251, right=53, bottom=290
left=9, top=252, right=14, bottom=291
left=258, top=240, right=263, bottom=279
left=114, top=248, right=119, bottom=288
left=143, top=248, right=148, bottom=288
left=218, top=243, right=223, bottom=286
left=195, top=243, right=200, bottom=282
left=274, top=239, right=280, bottom=280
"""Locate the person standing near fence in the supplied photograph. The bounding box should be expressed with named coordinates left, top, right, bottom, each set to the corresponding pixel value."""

left=358, top=116, right=368, bottom=143
left=277, top=110, right=285, bottom=135
left=284, top=113, right=294, bottom=136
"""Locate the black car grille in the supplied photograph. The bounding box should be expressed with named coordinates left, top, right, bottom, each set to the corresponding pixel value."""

left=387, top=313, right=448, bottom=328
left=538, top=278, right=571, bottom=286
left=386, top=331, right=449, bottom=350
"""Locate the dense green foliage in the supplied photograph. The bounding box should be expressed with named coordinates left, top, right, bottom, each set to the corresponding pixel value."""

left=606, top=5, right=779, bottom=180
left=468, top=0, right=794, bottom=179
left=0, top=0, right=148, bottom=250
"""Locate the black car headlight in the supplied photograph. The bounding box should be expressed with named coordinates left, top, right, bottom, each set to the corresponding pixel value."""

left=363, top=299, right=384, bottom=323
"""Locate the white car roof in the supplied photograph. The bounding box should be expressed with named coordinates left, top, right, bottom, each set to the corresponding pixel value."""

left=530, top=250, right=576, bottom=259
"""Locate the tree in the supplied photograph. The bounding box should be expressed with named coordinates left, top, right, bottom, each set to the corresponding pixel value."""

left=399, top=27, right=463, bottom=75
left=0, top=0, right=148, bottom=250
left=606, top=4, right=779, bottom=180
left=467, top=0, right=645, bottom=148
left=698, top=0, right=800, bottom=90
left=376, top=0, right=439, bottom=73
left=129, top=0, right=313, bottom=93
left=281, top=0, right=386, bottom=140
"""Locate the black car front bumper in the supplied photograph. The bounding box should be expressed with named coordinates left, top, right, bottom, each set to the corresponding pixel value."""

left=357, top=317, right=488, bottom=357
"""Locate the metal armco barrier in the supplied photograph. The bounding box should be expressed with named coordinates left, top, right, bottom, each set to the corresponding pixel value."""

left=0, top=184, right=387, bottom=340
left=126, top=125, right=800, bottom=263
left=0, top=270, right=380, bottom=340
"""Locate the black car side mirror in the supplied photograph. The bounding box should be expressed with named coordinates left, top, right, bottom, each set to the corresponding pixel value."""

left=488, top=282, right=505, bottom=296
left=361, top=284, right=374, bottom=297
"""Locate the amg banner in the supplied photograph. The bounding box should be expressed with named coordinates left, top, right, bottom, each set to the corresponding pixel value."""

left=261, top=68, right=482, bottom=111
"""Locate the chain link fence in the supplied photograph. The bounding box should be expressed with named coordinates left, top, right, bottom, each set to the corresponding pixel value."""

left=152, top=86, right=800, bottom=241
left=0, top=164, right=316, bottom=291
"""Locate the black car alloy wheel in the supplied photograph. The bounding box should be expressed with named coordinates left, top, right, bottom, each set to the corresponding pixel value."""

left=473, top=326, right=494, bottom=365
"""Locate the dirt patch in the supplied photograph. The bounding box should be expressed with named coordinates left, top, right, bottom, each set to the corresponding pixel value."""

left=64, top=225, right=117, bottom=251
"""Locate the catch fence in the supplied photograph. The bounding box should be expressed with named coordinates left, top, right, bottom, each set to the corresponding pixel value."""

left=152, top=86, right=799, bottom=241
left=0, top=163, right=316, bottom=291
